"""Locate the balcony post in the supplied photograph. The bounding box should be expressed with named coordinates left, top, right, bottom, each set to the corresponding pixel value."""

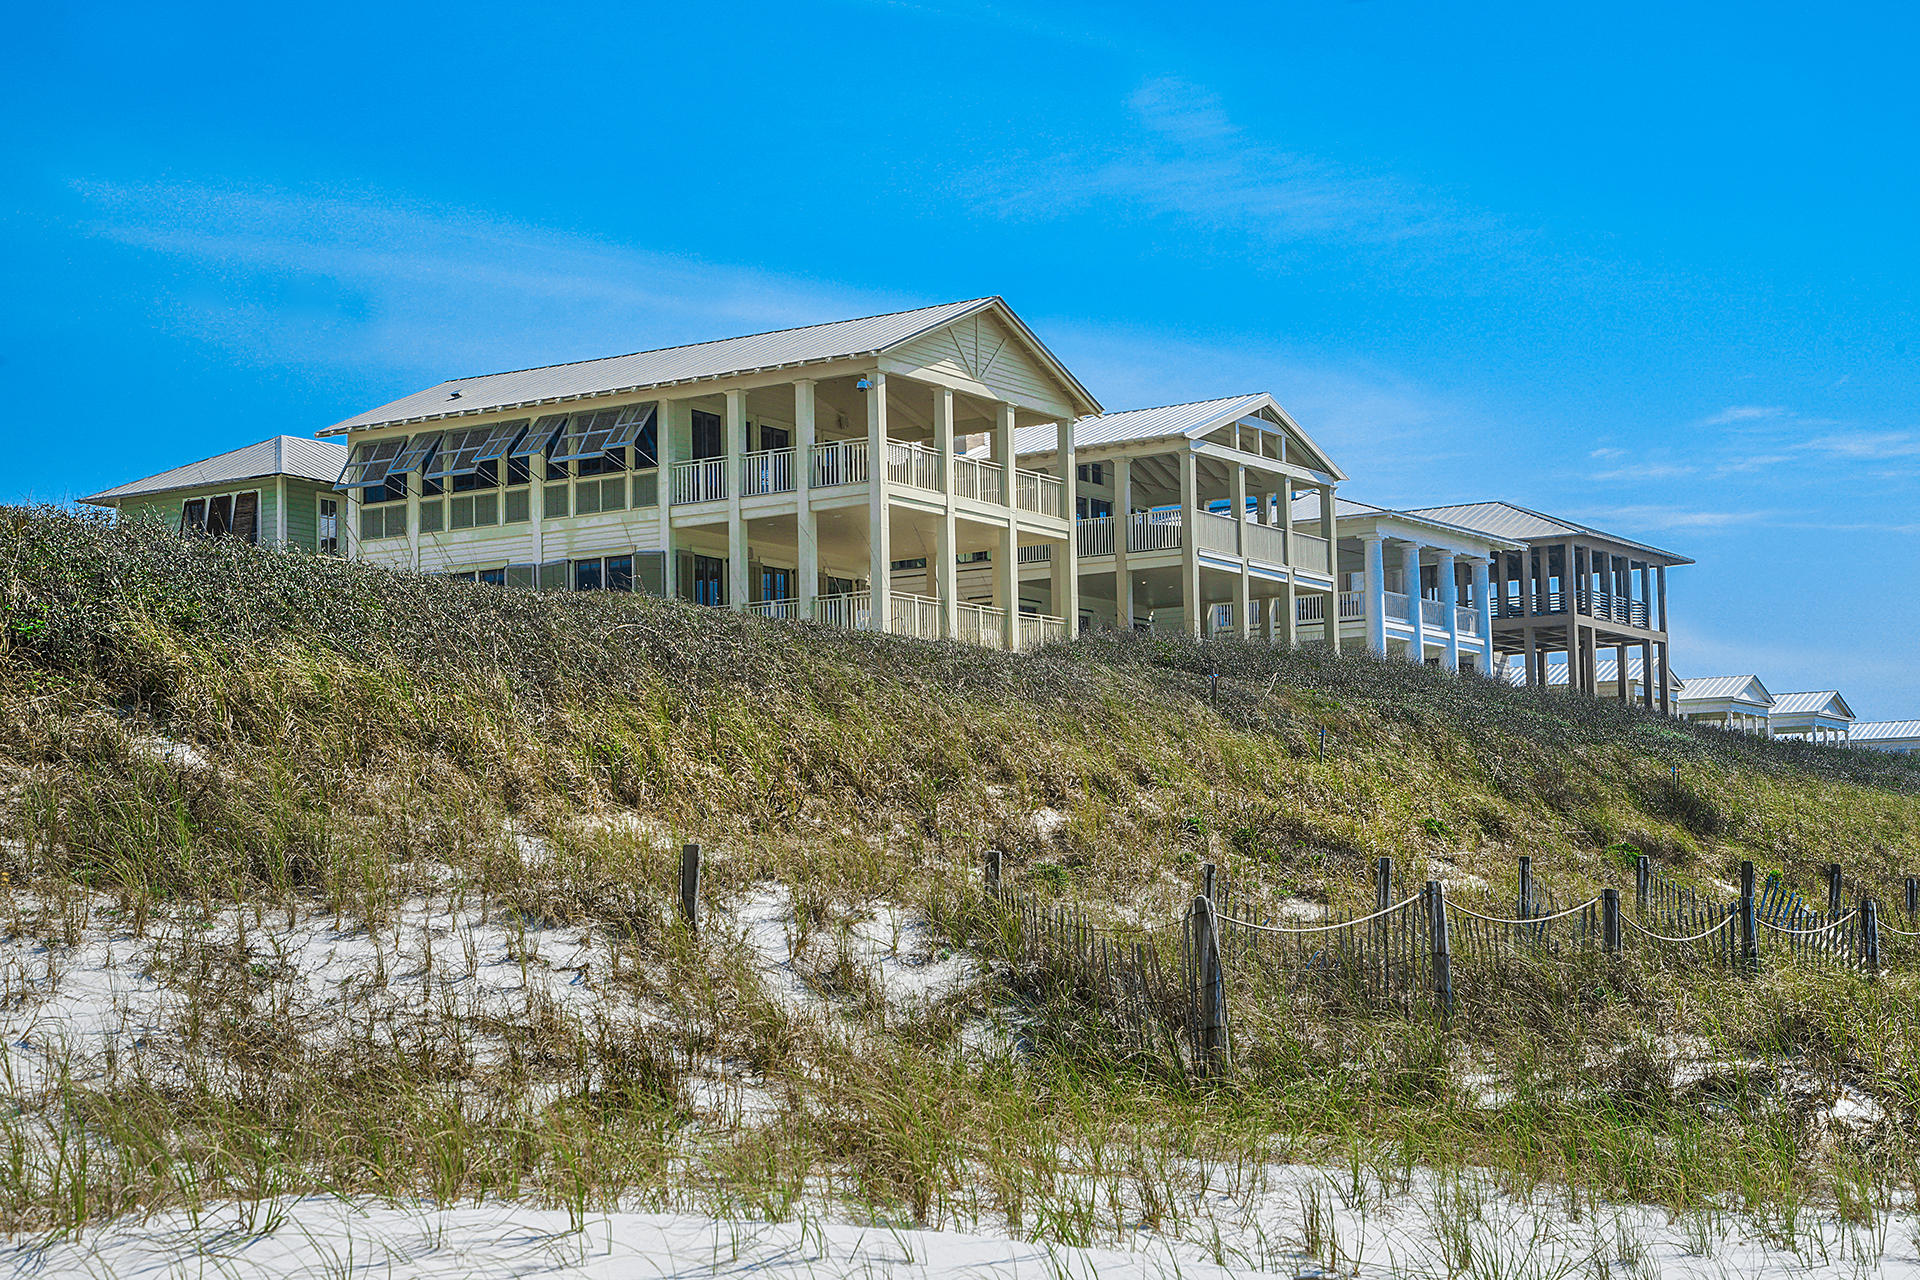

left=656, top=399, right=677, bottom=598
left=725, top=389, right=748, bottom=611
left=1317, top=483, right=1339, bottom=652
left=794, top=381, right=817, bottom=617
left=405, top=462, right=422, bottom=569
left=1361, top=532, right=1387, bottom=654
left=1179, top=448, right=1201, bottom=637
left=1233, top=463, right=1251, bottom=638
left=994, top=401, right=1018, bottom=648
left=1472, top=557, right=1492, bottom=672
left=1438, top=549, right=1459, bottom=671
left=528, top=439, right=546, bottom=569
left=1113, top=455, right=1132, bottom=630
left=867, top=374, right=893, bottom=632
left=1053, top=416, right=1079, bottom=634
left=1401, top=540, right=1424, bottom=664
left=932, top=387, right=959, bottom=638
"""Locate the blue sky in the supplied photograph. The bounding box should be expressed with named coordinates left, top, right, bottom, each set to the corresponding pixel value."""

left=6, top=2, right=1917, bottom=713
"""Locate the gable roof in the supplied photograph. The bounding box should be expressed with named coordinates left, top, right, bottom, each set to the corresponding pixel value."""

left=1850, top=720, right=1920, bottom=743
left=80, top=437, right=348, bottom=505
left=1400, top=501, right=1691, bottom=566
left=1770, top=690, right=1855, bottom=721
left=1539, top=653, right=1673, bottom=687
left=322, top=297, right=1100, bottom=435
left=1673, top=674, right=1773, bottom=708
left=1289, top=492, right=1522, bottom=550
left=1013, top=393, right=1346, bottom=480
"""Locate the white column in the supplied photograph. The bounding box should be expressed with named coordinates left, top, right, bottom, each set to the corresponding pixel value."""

left=1059, top=418, right=1079, bottom=633
left=1232, top=464, right=1251, bottom=637
left=1280, top=482, right=1295, bottom=565
left=1473, top=557, right=1493, bottom=673
left=656, top=398, right=676, bottom=598
left=994, top=401, right=1018, bottom=649
left=529, top=441, right=546, bottom=569
left=868, top=374, right=892, bottom=633
left=1438, top=549, right=1460, bottom=671
left=934, top=386, right=958, bottom=639
left=1113, top=455, right=1132, bottom=631
left=794, top=382, right=817, bottom=617
left=725, top=389, right=748, bottom=610
left=274, top=475, right=288, bottom=548
left=1318, top=483, right=1339, bottom=652
left=1179, top=448, right=1201, bottom=637
left=1361, top=533, right=1386, bottom=654
left=405, top=465, right=422, bottom=569
left=1400, top=540, right=1424, bottom=663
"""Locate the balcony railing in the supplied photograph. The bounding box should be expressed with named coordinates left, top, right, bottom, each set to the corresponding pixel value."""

left=956, top=601, right=1006, bottom=649
left=1340, top=590, right=1366, bottom=620
left=1297, top=594, right=1326, bottom=623
left=1420, top=597, right=1446, bottom=628
left=888, top=590, right=944, bottom=640
left=746, top=598, right=799, bottom=620
left=1579, top=591, right=1652, bottom=628
left=1457, top=606, right=1480, bottom=636
left=811, top=439, right=869, bottom=488
left=887, top=440, right=943, bottom=493
left=812, top=590, right=871, bottom=631
left=740, top=448, right=796, bottom=497
left=1129, top=510, right=1183, bottom=553
left=1244, top=520, right=1285, bottom=565
left=1292, top=531, right=1331, bottom=575
left=1016, top=544, right=1051, bottom=564
left=1013, top=467, right=1064, bottom=518
left=1077, top=515, right=1115, bottom=558
left=954, top=455, right=1003, bottom=505
left=1019, top=613, right=1069, bottom=648
left=1195, top=509, right=1241, bottom=556
left=671, top=458, right=727, bottom=505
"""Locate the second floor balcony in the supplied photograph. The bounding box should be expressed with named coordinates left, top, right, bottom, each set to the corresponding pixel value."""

left=1024, top=508, right=1333, bottom=576
left=1493, top=588, right=1653, bottom=628
left=668, top=440, right=1064, bottom=517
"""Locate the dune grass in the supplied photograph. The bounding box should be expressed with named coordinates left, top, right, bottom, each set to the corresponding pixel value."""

left=3, top=507, right=1920, bottom=1258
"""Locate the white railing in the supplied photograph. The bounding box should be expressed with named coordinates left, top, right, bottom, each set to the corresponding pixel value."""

left=1457, top=606, right=1480, bottom=636
left=887, top=440, right=943, bottom=492
left=1195, top=509, right=1241, bottom=556
left=747, top=598, right=799, bottom=620
left=1297, top=595, right=1326, bottom=623
left=954, top=455, right=1003, bottom=505
left=1077, top=515, right=1115, bottom=558
left=740, top=448, right=796, bottom=497
left=1339, top=590, right=1366, bottom=620
left=811, top=439, right=869, bottom=488
left=888, top=591, right=944, bottom=640
left=1385, top=590, right=1411, bottom=624
left=671, top=458, right=727, bottom=505
left=812, top=590, right=871, bottom=631
left=1243, top=520, right=1286, bottom=565
left=1013, top=468, right=1064, bottom=518
left=1129, top=510, right=1182, bottom=553
left=1017, top=544, right=1051, bottom=563
left=1421, top=597, right=1446, bottom=628
left=1020, top=613, right=1069, bottom=648
left=1292, top=531, right=1331, bottom=574
left=956, top=601, right=1006, bottom=649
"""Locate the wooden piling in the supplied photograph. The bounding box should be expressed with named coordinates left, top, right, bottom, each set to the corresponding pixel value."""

left=679, top=843, right=702, bottom=934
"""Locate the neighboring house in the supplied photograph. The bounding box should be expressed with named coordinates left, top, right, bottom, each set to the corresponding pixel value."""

left=1849, top=721, right=1920, bottom=754
left=1768, top=691, right=1855, bottom=744
left=984, top=395, right=1347, bottom=640
left=1673, top=674, right=1775, bottom=736
left=1286, top=496, right=1518, bottom=673
left=79, top=436, right=349, bottom=554
left=323, top=298, right=1102, bottom=650
left=1535, top=653, right=1673, bottom=703
left=1402, top=502, right=1690, bottom=712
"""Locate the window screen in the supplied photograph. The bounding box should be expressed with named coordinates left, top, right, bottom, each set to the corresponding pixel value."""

left=503, top=488, right=530, bottom=524
left=180, top=499, right=207, bottom=532
left=509, top=415, right=569, bottom=460
left=337, top=438, right=407, bottom=489
left=606, top=556, right=634, bottom=592
left=506, top=563, right=536, bottom=589
left=206, top=495, right=234, bottom=537
left=390, top=432, right=443, bottom=477
left=635, top=550, right=666, bottom=597
left=230, top=492, right=259, bottom=544
left=426, top=419, right=529, bottom=479
left=538, top=560, right=569, bottom=591
left=419, top=500, right=444, bottom=533
left=550, top=404, right=656, bottom=464
left=543, top=482, right=570, bottom=518
left=630, top=471, right=659, bottom=508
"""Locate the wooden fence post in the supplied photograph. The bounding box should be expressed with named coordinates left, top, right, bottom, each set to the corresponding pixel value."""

left=1602, top=888, right=1620, bottom=956
left=1906, top=876, right=1918, bottom=916
left=1202, top=861, right=1217, bottom=902
left=1192, top=894, right=1229, bottom=1075
left=1427, top=880, right=1452, bottom=1017
left=1375, top=856, right=1393, bottom=991
left=1635, top=855, right=1650, bottom=915
left=1739, top=860, right=1757, bottom=972
left=1863, top=898, right=1880, bottom=974
left=1827, top=863, right=1843, bottom=918
left=679, top=843, right=702, bottom=934
left=985, top=848, right=1003, bottom=897
left=1517, top=855, right=1533, bottom=920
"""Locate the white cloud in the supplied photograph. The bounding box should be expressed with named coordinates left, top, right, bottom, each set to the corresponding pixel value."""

left=1805, top=430, right=1920, bottom=461
left=1701, top=404, right=1789, bottom=426
left=1576, top=504, right=1769, bottom=531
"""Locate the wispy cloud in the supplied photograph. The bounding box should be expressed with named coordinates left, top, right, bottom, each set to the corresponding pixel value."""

left=1805, top=430, right=1920, bottom=461
left=1577, top=504, right=1770, bottom=531
left=1701, top=404, right=1788, bottom=426
left=971, top=76, right=1501, bottom=255
left=73, top=180, right=900, bottom=382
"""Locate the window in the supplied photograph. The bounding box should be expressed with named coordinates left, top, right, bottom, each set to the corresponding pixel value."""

left=206, top=494, right=234, bottom=536
left=543, top=483, right=570, bottom=518
left=1077, top=497, right=1113, bottom=520
left=573, top=558, right=603, bottom=591
left=958, top=550, right=991, bottom=564
left=337, top=438, right=407, bottom=490
left=450, top=460, right=499, bottom=493
left=690, top=410, right=723, bottom=460
left=630, top=472, right=659, bottom=508
left=360, top=503, right=407, bottom=541
left=761, top=565, right=792, bottom=601
left=606, top=555, right=634, bottom=592
left=180, top=498, right=207, bottom=532
left=503, top=488, right=530, bottom=523
left=509, top=416, right=568, bottom=462
left=891, top=557, right=928, bottom=571
left=505, top=564, right=537, bottom=589
left=449, top=492, right=498, bottom=529
left=681, top=552, right=726, bottom=606
left=575, top=448, right=625, bottom=478
left=636, top=551, right=667, bottom=597
left=317, top=498, right=339, bottom=554
left=429, top=421, right=528, bottom=482
left=574, top=476, right=626, bottom=515
left=1076, top=462, right=1105, bottom=485
left=551, top=404, right=656, bottom=465
left=389, top=432, right=442, bottom=478
left=538, top=560, right=569, bottom=591
left=758, top=424, right=791, bottom=451
left=419, top=500, right=444, bottom=533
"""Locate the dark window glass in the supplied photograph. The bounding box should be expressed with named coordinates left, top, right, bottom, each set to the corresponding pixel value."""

left=692, top=553, right=725, bottom=606
left=758, top=424, right=791, bottom=451
left=181, top=499, right=207, bottom=532
left=577, top=447, right=626, bottom=477
left=633, top=410, right=659, bottom=467
left=478, top=567, right=508, bottom=586
left=607, top=555, right=634, bottom=592
left=206, top=495, right=234, bottom=536
left=506, top=455, right=532, bottom=486
left=573, top=559, right=604, bottom=591
left=760, top=565, right=792, bottom=601
left=691, top=410, right=723, bottom=460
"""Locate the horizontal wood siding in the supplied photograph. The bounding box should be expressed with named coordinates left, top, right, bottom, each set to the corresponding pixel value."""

left=286, top=480, right=326, bottom=551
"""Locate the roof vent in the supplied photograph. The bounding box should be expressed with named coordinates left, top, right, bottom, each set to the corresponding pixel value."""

left=448, top=389, right=463, bottom=399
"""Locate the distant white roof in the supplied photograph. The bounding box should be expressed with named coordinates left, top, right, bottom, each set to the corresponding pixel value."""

left=1401, top=501, right=1691, bottom=566
left=1540, top=654, right=1674, bottom=687
left=323, top=297, right=1100, bottom=435
left=1770, top=691, right=1855, bottom=721
left=1291, top=493, right=1522, bottom=550
left=80, top=436, right=347, bottom=505
left=1673, top=674, right=1773, bottom=708
left=1851, top=720, right=1920, bottom=743
left=1014, top=393, right=1346, bottom=480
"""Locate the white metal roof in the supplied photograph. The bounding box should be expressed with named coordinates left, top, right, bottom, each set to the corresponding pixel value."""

left=322, top=297, right=1100, bottom=435
left=1290, top=493, right=1522, bottom=551
left=1540, top=654, right=1672, bottom=686
left=80, top=436, right=348, bottom=505
left=1769, top=690, right=1855, bottom=721
left=1850, top=720, right=1920, bottom=743
left=1401, top=501, right=1692, bottom=566
left=1013, top=393, right=1346, bottom=480
left=1673, top=674, right=1773, bottom=708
